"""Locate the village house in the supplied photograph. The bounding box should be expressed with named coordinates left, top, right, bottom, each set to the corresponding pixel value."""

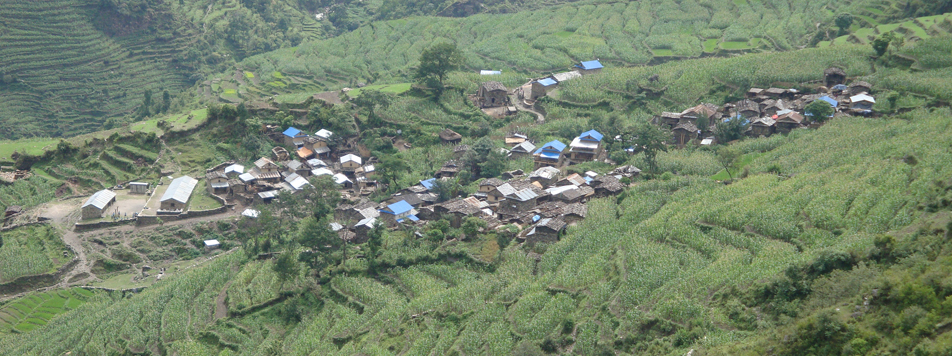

left=129, top=182, right=149, bottom=194
left=530, top=78, right=558, bottom=100
left=353, top=217, right=378, bottom=243
left=229, top=179, right=246, bottom=195
left=284, top=173, right=310, bottom=191
left=775, top=111, right=805, bottom=134
left=239, top=172, right=256, bottom=186
left=477, top=81, right=510, bottom=108
left=389, top=192, right=424, bottom=208
left=734, top=100, right=761, bottom=118
left=271, top=147, right=289, bottom=162
left=529, top=166, right=560, bottom=186
left=434, top=198, right=483, bottom=228
left=252, top=157, right=282, bottom=182
left=505, top=133, right=528, bottom=147
left=379, top=200, right=417, bottom=226
left=611, top=165, right=642, bottom=178
left=848, top=81, right=872, bottom=96
left=499, top=188, right=539, bottom=215
left=509, top=141, right=536, bottom=158
left=81, top=189, right=117, bottom=220
left=748, top=118, right=777, bottom=137
left=525, top=217, right=566, bottom=244
left=591, top=175, right=624, bottom=197
left=336, top=201, right=380, bottom=223
left=282, top=127, right=308, bottom=146
left=575, top=60, right=603, bottom=75
left=680, top=103, right=719, bottom=124
left=203, top=239, right=221, bottom=252
left=763, top=99, right=787, bottom=117
left=224, top=164, right=244, bottom=178
left=296, top=147, right=314, bottom=160
left=850, top=94, right=876, bottom=114
left=747, top=88, right=764, bottom=99
left=286, top=160, right=310, bottom=177
left=825, top=67, right=847, bottom=87
left=562, top=203, right=587, bottom=225
left=568, top=129, right=604, bottom=163
left=304, top=136, right=332, bottom=158
left=533, top=140, right=566, bottom=168
left=475, top=178, right=505, bottom=199
left=436, top=161, right=460, bottom=179
left=487, top=182, right=516, bottom=204
left=307, top=158, right=327, bottom=169
left=659, top=112, right=683, bottom=128
left=439, top=129, right=463, bottom=144
left=256, top=190, right=280, bottom=204
left=160, top=176, right=198, bottom=211
left=340, top=154, right=362, bottom=173
left=764, top=88, right=787, bottom=99
left=556, top=173, right=587, bottom=187
left=206, top=171, right=229, bottom=195
left=672, top=122, right=699, bottom=145
left=333, top=173, right=353, bottom=189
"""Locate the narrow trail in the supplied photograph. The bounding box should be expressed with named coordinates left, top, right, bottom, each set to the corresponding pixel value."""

left=510, top=93, right=545, bottom=123
left=214, top=280, right=233, bottom=320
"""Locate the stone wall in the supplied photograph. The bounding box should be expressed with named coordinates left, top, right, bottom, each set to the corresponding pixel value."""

left=73, top=218, right=136, bottom=232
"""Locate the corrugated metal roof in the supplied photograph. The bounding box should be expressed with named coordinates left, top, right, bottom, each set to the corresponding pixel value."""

left=850, top=94, right=875, bottom=103
left=224, top=164, right=244, bottom=174
left=511, top=141, right=536, bottom=153
left=495, top=183, right=516, bottom=196
left=479, top=70, right=502, bottom=75
left=531, top=166, right=560, bottom=179
left=329, top=222, right=343, bottom=231
left=289, top=176, right=310, bottom=190
left=538, top=78, right=557, bottom=86
left=242, top=209, right=260, bottom=218
left=258, top=190, right=279, bottom=199
left=312, top=168, right=333, bottom=176
left=333, top=173, right=352, bottom=185
left=356, top=217, right=376, bottom=228
left=579, top=129, right=603, bottom=141
left=385, top=200, right=413, bottom=215
left=533, top=140, right=566, bottom=154
left=239, top=173, right=256, bottom=182
left=508, top=188, right=538, bottom=202
left=577, top=60, right=603, bottom=70
left=569, top=137, right=599, bottom=150
left=341, top=154, right=362, bottom=165
left=818, top=96, right=838, bottom=107
left=307, top=159, right=326, bottom=168
left=315, top=129, right=333, bottom=139
left=420, top=178, right=436, bottom=190
left=552, top=71, right=581, bottom=82
left=283, top=127, right=303, bottom=137
left=161, top=176, right=198, bottom=204
left=82, top=190, right=116, bottom=210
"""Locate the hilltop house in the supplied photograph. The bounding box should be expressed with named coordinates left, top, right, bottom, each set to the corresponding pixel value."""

left=568, top=129, right=604, bottom=163
left=487, top=182, right=516, bottom=203
left=436, top=161, right=460, bottom=178
left=575, top=60, right=603, bottom=75
left=81, top=190, right=116, bottom=220
left=659, top=112, right=683, bottom=128
left=530, top=78, right=558, bottom=100
left=533, top=140, right=566, bottom=168
left=476, top=178, right=505, bottom=198
left=282, top=127, right=308, bottom=146
left=509, top=141, right=536, bottom=158
left=477, top=81, right=509, bottom=108
left=340, top=154, right=362, bottom=173
left=734, top=100, right=761, bottom=118
left=206, top=171, right=229, bottom=195
left=335, top=201, right=380, bottom=223
left=129, top=182, right=149, bottom=194
left=160, top=176, right=198, bottom=211
left=562, top=203, right=587, bottom=225
left=304, top=136, right=331, bottom=158
left=848, top=81, right=872, bottom=95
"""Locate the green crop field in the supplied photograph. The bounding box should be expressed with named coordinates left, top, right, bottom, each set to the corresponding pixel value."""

left=0, top=288, right=96, bottom=334
left=345, top=83, right=413, bottom=98
left=0, top=138, right=59, bottom=161
left=0, top=225, right=70, bottom=284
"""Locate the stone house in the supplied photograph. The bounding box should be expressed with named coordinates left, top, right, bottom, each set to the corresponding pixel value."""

left=206, top=171, right=229, bottom=195
left=436, top=161, right=460, bottom=179
left=530, top=78, right=558, bottom=100
left=672, top=122, right=699, bottom=145
left=477, top=81, right=509, bottom=108
left=487, top=182, right=516, bottom=203
left=748, top=118, right=776, bottom=137
left=129, top=182, right=149, bottom=194
left=340, top=154, right=362, bottom=173
left=509, top=141, right=536, bottom=158
left=282, top=127, right=308, bottom=146
left=498, top=188, right=538, bottom=215
left=848, top=81, right=872, bottom=96
left=533, top=140, right=567, bottom=168
left=160, top=176, right=198, bottom=211
left=525, top=217, right=566, bottom=244
left=529, top=166, right=560, bottom=187
left=271, top=147, right=289, bottom=162
left=81, top=190, right=116, bottom=220
left=824, top=67, right=847, bottom=87
left=568, top=129, right=604, bottom=163
left=775, top=111, right=805, bottom=134
left=562, top=203, right=587, bottom=225
left=734, top=100, right=761, bottom=119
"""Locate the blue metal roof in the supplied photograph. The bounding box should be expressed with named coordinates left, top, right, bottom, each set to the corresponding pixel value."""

left=385, top=200, right=413, bottom=215
left=420, top=178, right=436, bottom=190
left=533, top=140, right=566, bottom=155
left=818, top=96, right=838, bottom=107
left=538, top=78, right=558, bottom=87
left=538, top=152, right=560, bottom=159
left=283, top=127, right=302, bottom=137
left=579, top=129, right=603, bottom=142
left=407, top=215, right=420, bottom=222
left=577, top=60, right=603, bottom=70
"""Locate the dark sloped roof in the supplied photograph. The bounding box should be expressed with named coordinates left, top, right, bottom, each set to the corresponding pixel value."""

left=481, top=81, right=507, bottom=92
left=825, top=67, right=846, bottom=76
left=536, top=217, right=566, bottom=232
left=481, top=178, right=505, bottom=187
left=563, top=203, right=587, bottom=218
left=674, top=122, right=698, bottom=132
left=440, top=129, right=463, bottom=141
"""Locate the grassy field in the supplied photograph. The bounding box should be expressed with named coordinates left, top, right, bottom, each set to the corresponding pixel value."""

left=345, top=83, right=413, bottom=98
left=0, top=138, right=59, bottom=161
left=0, top=225, right=70, bottom=284
left=0, top=288, right=96, bottom=334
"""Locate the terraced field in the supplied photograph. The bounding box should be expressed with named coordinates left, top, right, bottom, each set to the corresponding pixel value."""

left=822, top=12, right=952, bottom=47
left=0, top=289, right=96, bottom=334
left=0, top=0, right=196, bottom=139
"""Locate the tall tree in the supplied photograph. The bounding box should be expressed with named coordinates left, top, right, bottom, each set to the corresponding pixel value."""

left=716, top=146, right=741, bottom=181
left=834, top=13, right=854, bottom=34
left=714, top=116, right=748, bottom=144
left=415, top=42, right=464, bottom=86
left=377, top=154, right=409, bottom=188
left=633, top=123, right=669, bottom=174
left=352, top=89, right=392, bottom=126
left=805, top=100, right=834, bottom=123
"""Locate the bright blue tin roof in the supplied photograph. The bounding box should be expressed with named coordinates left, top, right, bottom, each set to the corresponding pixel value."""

left=577, top=60, right=603, bottom=70
left=533, top=140, right=566, bottom=155
left=579, top=129, right=603, bottom=141
left=818, top=96, right=838, bottom=107
left=283, top=127, right=302, bottom=137
left=420, top=178, right=436, bottom=190
left=538, top=78, right=558, bottom=86
left=385, top=200, right=413, bottom=215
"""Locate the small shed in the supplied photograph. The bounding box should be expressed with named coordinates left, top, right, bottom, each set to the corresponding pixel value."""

left=206, top=171, right=229, bottom=195
left=224, top=164, right=245, bottom=178
left=747, top=88, right=764, bottom=99
left=509, top=141, right=536, bottom=158
left=850, top=94, right=876, bottom=113
left=282, top=126, right=308, bottom=146
left=271, top=147, right=289, bottom=162
left=530, top=78, right=558, bottom=100
left=672, top=122, right=699, bottom=145
left=129, top=182, right=150, bottom=194
left=748, top=118, right=776, bottom=137
left=439, top=129, right=463, bottom=144
left=436, top=161, right=460, bottom=179
left=775, top=111, right=805, bottom=134
left=529, top=166, right=560, bottom=186
left=477, top=81, right=509, bottom=108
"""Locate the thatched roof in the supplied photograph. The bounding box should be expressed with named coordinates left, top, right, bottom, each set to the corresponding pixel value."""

left=440, top=129, right=463, bottom=141
left=824, top=67, right=846, bottom=76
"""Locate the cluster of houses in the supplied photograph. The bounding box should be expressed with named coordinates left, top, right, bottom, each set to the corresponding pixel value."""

left=470, top=59, right=603, bottom=113
left=204, top=126, right=384, bottom=204
left=521, top=60, right=603, bottom=102
left=330, top=163, right=640, bottom=245
left=656, top=67, right=877, bottom=144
